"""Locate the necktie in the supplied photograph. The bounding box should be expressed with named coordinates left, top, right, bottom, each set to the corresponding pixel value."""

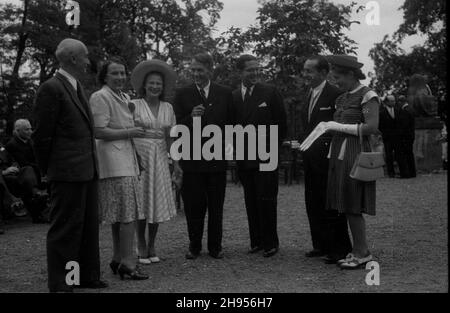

left=199, top=88, right=207, bottom=105
left=244, top=87, right=251, bottom=103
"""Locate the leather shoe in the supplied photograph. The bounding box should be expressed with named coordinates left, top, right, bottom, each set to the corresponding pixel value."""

left=209, top=251, right=224, bottom=259
left=185, top=250, right=200, bottom=259
left=305, top=249, right=325, bottom=258
left=263, top=247, right=279, bottom=257
left=248, top=246, right=263, bottom=254
left=0, top=228, right=4, bottom=235
left=74, top=280, right=108, bottom=289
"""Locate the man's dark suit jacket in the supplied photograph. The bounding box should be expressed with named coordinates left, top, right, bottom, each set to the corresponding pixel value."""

left=6, top=136, right=37, bottom=169
left=173, top=82, right=234, bottom=173
left=379, top=106, right=400, bottom=142
left=300, top=82, right=341, bottom=149
left=231, top=83, right=287, bottom=170
left=31, top=72, right=97, bottom=182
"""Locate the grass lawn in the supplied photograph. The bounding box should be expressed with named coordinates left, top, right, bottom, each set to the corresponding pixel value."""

left=0, top=172, right=447, bottom=293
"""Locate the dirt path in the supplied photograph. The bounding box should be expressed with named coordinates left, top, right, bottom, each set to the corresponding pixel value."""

left=0, top=173, right=447, bottom=293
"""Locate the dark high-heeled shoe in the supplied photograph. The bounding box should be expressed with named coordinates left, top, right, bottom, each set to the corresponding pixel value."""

left=117, top=264, right=149, bottom=280
left=110, top=260, right=120, bottom=275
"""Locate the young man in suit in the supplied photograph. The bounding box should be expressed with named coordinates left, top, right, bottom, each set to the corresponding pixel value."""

left=300, top=55, right=352, bottom=263
left=32, top=38, right=107, bottom=292
left=173, top=53, right=234, bottom=260
left=232, top=54, right=287, bottom=257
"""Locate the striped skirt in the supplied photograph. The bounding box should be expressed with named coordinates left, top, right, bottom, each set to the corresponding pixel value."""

left=134, top=138, right=177, bottom=223
left=326, top=134, right=376, bottom=215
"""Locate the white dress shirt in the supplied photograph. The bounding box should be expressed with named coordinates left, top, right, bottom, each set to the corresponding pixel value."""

left=386, top=106, right=395, bottom=119
left=241, top=83, right=255, bottom=101
left=58, top=68, right=77, bottom=91
left=308, top=80, right=326, bottom=121
left=196, top=80, right=211, bottom=99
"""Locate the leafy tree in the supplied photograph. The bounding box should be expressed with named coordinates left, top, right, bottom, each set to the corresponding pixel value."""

left=246, top=0, right=359, bottom=138
left=370, top=0, right=446, bottom=99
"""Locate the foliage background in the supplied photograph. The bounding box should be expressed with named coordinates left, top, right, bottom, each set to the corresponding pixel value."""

left=0, top=0, right=446, bottom=142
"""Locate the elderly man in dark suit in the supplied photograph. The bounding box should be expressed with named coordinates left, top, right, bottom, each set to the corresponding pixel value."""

left=300, top=55, right=352, bottom=264
left=173, top=53, right=234, bottom=260
left=231, top=54, right=287, bottom=257
left=6, top=119, right=41, bottom=181
left=32, top=38, right=107, bottom=292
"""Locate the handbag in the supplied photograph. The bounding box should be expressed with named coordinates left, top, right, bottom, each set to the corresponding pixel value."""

left=349, top=124, right=385, bottom=182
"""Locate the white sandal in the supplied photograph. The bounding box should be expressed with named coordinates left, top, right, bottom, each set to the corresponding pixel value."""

left=337, top=253, right=355, bottom=265
left=339, top=254, right=373, bottom=269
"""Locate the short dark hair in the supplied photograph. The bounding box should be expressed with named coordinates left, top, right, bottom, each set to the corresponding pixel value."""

left=236, top=54, right=258, bottom=71
left=192, top=53, right=214, bottom=72
left=138, top=71, right=166, bottom=100
left=330, top=64, right=366, bottom=80
left=307, top=55, right=330, bottom=74
left=97, top=56, right=127, bottom=85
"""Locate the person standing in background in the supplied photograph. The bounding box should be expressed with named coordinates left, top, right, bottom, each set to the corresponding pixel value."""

left=379, top=95, right=399, bottom=178
left=396, top=95, right=416, bottom=178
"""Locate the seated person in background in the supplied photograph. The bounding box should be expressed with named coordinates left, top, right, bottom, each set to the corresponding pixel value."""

left=1, top=143, right=47, bottom=223
left=6, top=119, right=44, bottom=187
left=1, top=148, right=26, bottom=218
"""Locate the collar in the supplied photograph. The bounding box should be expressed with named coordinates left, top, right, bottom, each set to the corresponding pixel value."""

left=58, top=68, right=77, bottom=91
left=103, top=85, right=128, bottom=102
left=241, top=83, right=255, bottom=95
left=311, top=80, right=326, bottom=96
left=196, top=80, right=211, bottom=95
left=349, top=84, right=364, bottom=94
left=15, top=135, right=29, bottom=144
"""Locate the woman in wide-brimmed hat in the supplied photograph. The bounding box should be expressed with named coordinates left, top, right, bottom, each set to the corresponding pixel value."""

left=130, top=59, right=181, bottom=264
left=302, top=55, right=380, bottom=269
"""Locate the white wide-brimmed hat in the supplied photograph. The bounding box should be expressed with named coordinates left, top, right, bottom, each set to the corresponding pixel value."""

left=130, top=59, right=177, bottom=95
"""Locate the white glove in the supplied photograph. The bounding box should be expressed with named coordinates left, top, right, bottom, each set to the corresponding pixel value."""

left=300, top=122, right=358, bottom=151
left=325, top=121, right=358, bottom=136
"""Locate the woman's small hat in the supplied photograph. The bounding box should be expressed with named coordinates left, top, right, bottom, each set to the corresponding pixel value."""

left=326, top=55, right=364, bottom=69
left=130, top=59, right=177, bottom=94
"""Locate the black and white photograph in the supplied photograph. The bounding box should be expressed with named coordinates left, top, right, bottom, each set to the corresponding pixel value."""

left=0, top=0, right=447, bottom=299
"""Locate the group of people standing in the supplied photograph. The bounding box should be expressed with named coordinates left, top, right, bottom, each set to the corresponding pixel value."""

left=379, top=95, right=416, bottom=178
left=32, top=37, right=380, bottom=292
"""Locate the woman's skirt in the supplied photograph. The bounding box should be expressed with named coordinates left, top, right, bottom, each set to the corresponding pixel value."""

left=98, top=176, right=145, bottom=224
left=326, top=135, right=376, bottom=216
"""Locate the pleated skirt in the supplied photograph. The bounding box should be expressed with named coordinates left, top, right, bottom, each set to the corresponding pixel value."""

left=326, top=135, right=376, bottom=216
left=134, top=138, right=177, bottom=223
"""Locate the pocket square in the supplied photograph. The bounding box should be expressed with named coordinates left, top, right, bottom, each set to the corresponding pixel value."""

left=320, top=107, right=331, bottom=111
left=259, top=102, right=268, bottom=108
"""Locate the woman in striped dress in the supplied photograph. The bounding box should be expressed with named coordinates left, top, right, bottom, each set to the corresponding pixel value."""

left=311, top=55, right=380, bottom=269
left=130, top=60, right=182, bottom=264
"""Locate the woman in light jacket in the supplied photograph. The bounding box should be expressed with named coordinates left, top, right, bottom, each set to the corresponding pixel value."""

left=89, top=57, right=149, bottom=280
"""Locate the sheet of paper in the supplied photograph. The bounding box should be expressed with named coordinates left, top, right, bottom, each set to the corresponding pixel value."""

left=300, top=123, right=327, bottom=151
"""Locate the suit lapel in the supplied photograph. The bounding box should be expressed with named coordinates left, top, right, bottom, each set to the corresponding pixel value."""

left=55, top=73, right=91, bottom=125
left=245, top=83, right=261, bottom=120
left=308, top=82, right=329, bottom=124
